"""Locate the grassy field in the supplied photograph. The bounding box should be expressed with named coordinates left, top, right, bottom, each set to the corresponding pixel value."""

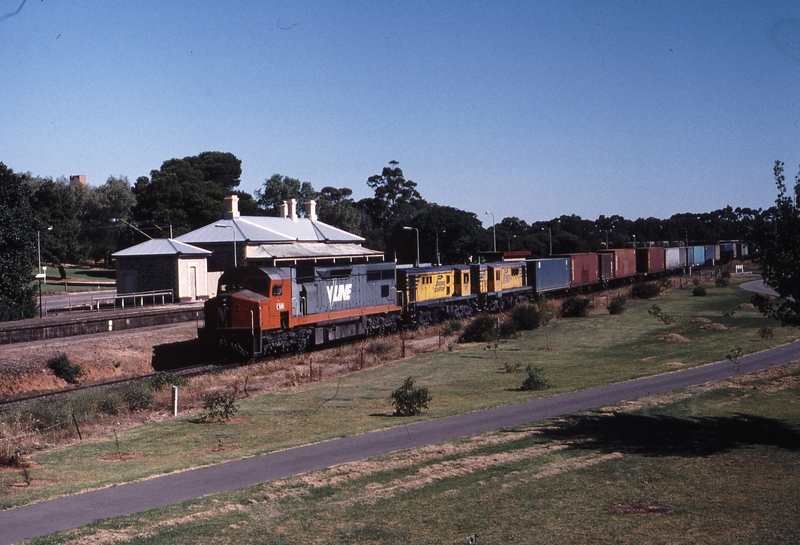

left=29, top=358, right=800, bottom=544
left=35, top=268, right=116, bottom=293
left=3, top=276, right=799, bottom=542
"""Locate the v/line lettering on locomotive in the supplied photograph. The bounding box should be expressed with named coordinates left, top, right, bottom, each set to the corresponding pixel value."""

left=326, top=283, right=353, bottom=306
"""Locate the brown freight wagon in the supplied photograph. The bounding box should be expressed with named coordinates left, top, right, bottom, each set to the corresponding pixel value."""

left=556, top=253, right=600, bottom=288
left=599, top=249, right=637, bottom=280
left=636, top=247, right=666, bottom=275
left=598, top=252, right=614, bottom=283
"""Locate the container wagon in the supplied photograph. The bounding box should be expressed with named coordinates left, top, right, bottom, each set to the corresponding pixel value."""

left=556, top=253, right=600, bottom=288
left=636, top=247, right=666, bottom=276
left=526, top=258, right=571, bottom=295
left=599, top=249, right=637, bottom=280
left=664, top=247, right=682, bottom=270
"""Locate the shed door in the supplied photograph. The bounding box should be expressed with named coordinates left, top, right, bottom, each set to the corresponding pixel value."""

left=189, top=266, right=197, bottom=301
left=122, top=273, right=135, bottom=294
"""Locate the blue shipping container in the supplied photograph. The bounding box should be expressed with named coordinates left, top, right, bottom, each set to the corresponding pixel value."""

left=526, top=258, right=571, bottom=294
left=692, top=246, right=705, bottom=266
left=704, top=245, right=716, bottom=265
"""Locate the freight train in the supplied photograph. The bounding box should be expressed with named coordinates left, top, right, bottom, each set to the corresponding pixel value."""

left=198, top=243, right=742, bottom=358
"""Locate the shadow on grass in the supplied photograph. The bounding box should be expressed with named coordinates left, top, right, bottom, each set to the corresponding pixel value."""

left=152, top=339, right=221, bottom=371
left=538, top=413, right=800, bottom=457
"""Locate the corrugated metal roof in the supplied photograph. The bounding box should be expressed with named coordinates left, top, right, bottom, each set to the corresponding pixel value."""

left=176, top=216, right=364, bottom=245
left=112, top=238, right=212, bottom=257
left=247, top=243, right=383, bottom=260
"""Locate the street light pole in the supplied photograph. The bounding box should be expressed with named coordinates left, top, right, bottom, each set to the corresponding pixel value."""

left=215, top=223, right=238, bottom=268
left=435, top=229, right=445, bottom=265
left=542, top=227, right=552, bottom=256
left=403, top=226, right=420, bottom=267
left=36, top=227, right=52, bottom=319
left=485, top=211, right=496, bottom=252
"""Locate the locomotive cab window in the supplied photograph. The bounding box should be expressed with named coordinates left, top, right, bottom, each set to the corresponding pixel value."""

left=245, top=278, right=269, bottom=293
left=272, top=285, right=282, bottom=296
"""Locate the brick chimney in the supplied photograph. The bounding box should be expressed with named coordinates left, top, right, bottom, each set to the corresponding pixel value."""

left=223, top=195, right=240, bottom=219
left=288, top=198, right=297, bottom=221
left=304, top=200, right=318, bottom=221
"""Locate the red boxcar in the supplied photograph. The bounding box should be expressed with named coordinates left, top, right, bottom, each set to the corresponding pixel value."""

left=556, top=253, right=600, bottom=288
left=636, top=247, right=666, bottom=275
left=599, top=249, right=637, bottom=280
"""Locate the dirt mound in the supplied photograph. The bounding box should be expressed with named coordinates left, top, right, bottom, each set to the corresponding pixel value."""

left=738, top=303, right=755, bottom=309
left=700, top=323, right=728, bottom=330
left=661, top=333, right=689, bottom=342
left=691, top=317, right=712, bottom=323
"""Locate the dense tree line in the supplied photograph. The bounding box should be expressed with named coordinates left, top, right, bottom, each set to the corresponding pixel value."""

left=0, top=151, right=780, bottom=321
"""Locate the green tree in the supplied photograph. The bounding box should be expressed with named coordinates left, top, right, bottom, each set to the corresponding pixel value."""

left=0, top=163, right=37, bottom=321
left=747, top=160, right=800, bottom=327
left=83, top=176, right=137, bottom=265
left=401, top=204, right=488, bottom=264
left=255, top=174, right=316, bottom=217
left=26, top=175, right=88, bottom=265
left=133, top=152, right=242, bottom=235
left=362, top=161, right=428, bottom=251
left=315, top=186, right=364, bottom=233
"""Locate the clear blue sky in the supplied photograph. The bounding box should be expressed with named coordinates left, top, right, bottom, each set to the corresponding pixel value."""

left=2, top=1, right=799, bottom=227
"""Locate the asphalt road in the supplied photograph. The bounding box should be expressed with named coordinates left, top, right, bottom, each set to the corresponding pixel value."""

left=1, top=337, right=799, bottom=544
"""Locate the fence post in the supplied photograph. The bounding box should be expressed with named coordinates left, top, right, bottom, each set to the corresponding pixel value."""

left=172, top=386, right=179, bottom=417
left=71, top=413, right=82, bottom=440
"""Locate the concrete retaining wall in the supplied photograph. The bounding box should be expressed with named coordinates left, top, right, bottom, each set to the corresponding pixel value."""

left=0, top=307, right=203, bottom=345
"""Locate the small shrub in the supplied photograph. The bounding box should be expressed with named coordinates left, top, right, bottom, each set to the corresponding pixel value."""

left=389, top=376, right=432, bottom=416
left=200, top=391, right=240, bottom=421
left=499, top=319, right=518, bottom=338
left=658, top=312, right=676, bottom=325
left=97, top=391, right=124, bottom=415
left=607, top=295, right=626, bottom=315
left=149, top=371, right=188, bottom=391
left=632, top=283, right=661, bottom=299
left=692, top=286, right=707, bottom=297
left=47, top=353, right=83, bottom=384
left=440, top=319, right=462, bottom=337
left=714, top=276, right=730, bottom=288
left=117, top=380, right=155, bottom=412
left=648, top=304, right=663, bottom=317
left=520, top=365, right=550, bottom=391
left=367, top=340, right=391, bottom=355
left=68, top=389, right=105, bottom=418
left=759, top=325, right=774, bottom=341
left=560, top=296, right=590, bottom=318
left=511, top=303, right=542, bottom=330
left=459, top=316, right=498, bottom=343
left=22, top=399, right=72, bottom=431
left=502, top=362, right=523, bottom=373
left=722, top=309, right=736, bottom=318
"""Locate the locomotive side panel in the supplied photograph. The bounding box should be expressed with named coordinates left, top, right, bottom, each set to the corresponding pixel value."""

left=299, top=263, right=396, bottom=317
left=487, top=262, right=525, bottom=293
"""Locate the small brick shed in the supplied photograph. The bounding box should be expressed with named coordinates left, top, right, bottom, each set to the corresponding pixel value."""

left=112, top=239, right=212, bottom=302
